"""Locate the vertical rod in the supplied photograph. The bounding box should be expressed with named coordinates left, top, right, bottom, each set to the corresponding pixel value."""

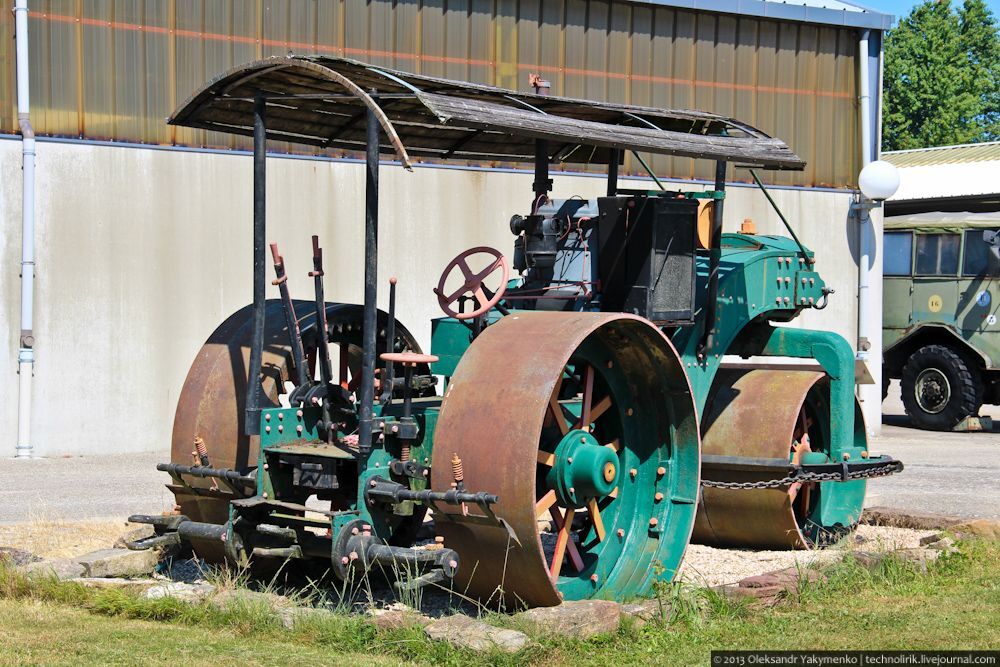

left=310, top=236, right=334, bottom=388
left=606, top=149, right=620, bottom=197
left=532, top=139, right=551, bottom=212
left=358, top=103, right=380, bottom=457
left=15, top=0, right=35, bottom=458
left=698, top=160, right=727, bottom=359
left=381, top=277, right=397, bottom=404
left=245, top=92, right=267, bottom=436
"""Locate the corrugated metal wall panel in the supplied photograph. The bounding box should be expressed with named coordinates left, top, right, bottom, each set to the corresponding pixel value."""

left=1, top=0, right=861, bottom=188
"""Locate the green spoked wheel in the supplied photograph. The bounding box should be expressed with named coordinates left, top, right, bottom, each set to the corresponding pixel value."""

left=432, top=312, right=700, bottom=608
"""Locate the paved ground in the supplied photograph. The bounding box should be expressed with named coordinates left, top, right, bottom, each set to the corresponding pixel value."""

left=0, top=381, right=997, bottom=524
left=865, top=380, right=1000, bottom=519
left=0, top=451, right=173, bottom=524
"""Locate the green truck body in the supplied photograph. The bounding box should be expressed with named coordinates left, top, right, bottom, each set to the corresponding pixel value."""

left=882, top=212, right=1000, bottom=429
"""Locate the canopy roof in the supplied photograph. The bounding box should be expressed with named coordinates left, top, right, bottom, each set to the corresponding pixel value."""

left=170, top=56, right=805, bottom=172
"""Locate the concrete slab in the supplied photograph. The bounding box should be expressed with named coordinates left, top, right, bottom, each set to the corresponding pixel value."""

left=0, top=450, right=173, bottom=524
left=867, top=380, right=1000, bottom=520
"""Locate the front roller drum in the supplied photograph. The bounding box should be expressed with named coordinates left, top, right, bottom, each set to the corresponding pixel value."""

left=431, top=312, right=701, bottom=608
left=693, top=368, right=868, bottom=549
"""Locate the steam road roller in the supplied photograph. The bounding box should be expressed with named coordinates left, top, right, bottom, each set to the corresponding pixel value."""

left=128, top=56, right=902, bottom=608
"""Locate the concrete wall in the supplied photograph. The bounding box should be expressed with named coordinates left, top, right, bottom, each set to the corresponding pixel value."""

left=1, top=137, right=873, bottom=458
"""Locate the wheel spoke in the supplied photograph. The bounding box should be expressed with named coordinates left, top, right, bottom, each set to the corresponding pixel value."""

left=586, top=497, right=606, bottom=542
left=577, top=365, right=595, bottom=431
left=445, top=283, right=469, bottom=304
left=472, top=257, right=503, bottom=283
left=473, top=286, right=489, bottom=309
left=537, top=450, right=555, bottom=467
left=457, top=257, right=474, bottom=279
left=604, top=438, right=621, bottom=452
left=590, top=395, right=613, bottom=423
left=548, top=372, right=569, bottom=436
left=535, top=489, right=557, bottom=518
left=549, top=506, right=583, bottom=577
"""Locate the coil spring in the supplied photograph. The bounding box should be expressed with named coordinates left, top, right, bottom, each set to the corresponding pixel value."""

left=192, top=436, right=209, bottom=465
left=401, top=442, right=411, bottom=462
left=451, top=453, right=464, bottom=484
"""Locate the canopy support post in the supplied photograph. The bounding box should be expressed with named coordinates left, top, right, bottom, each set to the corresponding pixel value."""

left=607, top=149, right=620, bottom=197
left=532, top=139, right=551, bottom=212
left=698, top=160, right=727, bottom=360
left=358, top=99, right=380, bottom=458
left=245, top=92, right=267, bottom=436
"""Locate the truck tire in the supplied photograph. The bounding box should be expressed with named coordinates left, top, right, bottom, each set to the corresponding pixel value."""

left=900, top=344, right=982, bottom=431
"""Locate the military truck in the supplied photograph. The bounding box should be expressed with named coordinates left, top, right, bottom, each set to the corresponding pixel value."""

left=883, top=212, right=1000, bottom=430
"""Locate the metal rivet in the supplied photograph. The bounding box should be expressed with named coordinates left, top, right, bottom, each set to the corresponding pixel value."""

left=607, top=360, right=614, bottom=369
left=617, top=528, right=625, bottom=538
left=775, top=297, right=782, bottom=305
left=278, top=425, right=283, bottom=433
left=264, top=414, right=271, bottom=422
left=262, top=492, right=268, bottom=499
left=296, top=425, right=303, bottom=434
left=569, top=486, right=575, bottom=494
left=567, top=457, right=574, bottom=464
left=861, top=450, right=869, bottom=458
left=626, top=408, right=634, bottom=417
left=262, top=463, right=269, bottom=470
left=649, top=518, right=658, bottom=527
left=657, top=466, right=666, bottom=476
left=392, top=425, right=399, bottom=433
left=341, top=556, right=349, bottom=565
left=265, top=425, right=271, bottom=433
left=296, top=410, right=303, bottom=418
left=590, top=574, right=599, bottom=584
left=580, top=436, right=587, bottom=443
left=629, top=468, right=638, bottom=478
left=654, top=492, right=664, bottom=502
left=842, top=453, right=851, bottom=461
left=375, top=462, right=380, bottom=467
left=278, top=413, right=284, bottom=421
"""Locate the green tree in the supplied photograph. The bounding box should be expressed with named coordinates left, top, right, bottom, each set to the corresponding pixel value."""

left=883, top=0, right=1000, bottom=150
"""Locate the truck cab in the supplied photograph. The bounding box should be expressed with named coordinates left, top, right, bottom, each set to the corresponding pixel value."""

left=882, top=212, right=1000, bottom=429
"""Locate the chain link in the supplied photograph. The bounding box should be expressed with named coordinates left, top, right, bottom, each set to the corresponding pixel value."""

left=700, top=460, right=904, bottom=490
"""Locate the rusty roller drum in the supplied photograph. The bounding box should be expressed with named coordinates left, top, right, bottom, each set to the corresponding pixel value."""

left=170, top=299, right=429, bottom=525
left=693, top=368, right=868, bottom=549
left=431, top=312, right=701, bottom=608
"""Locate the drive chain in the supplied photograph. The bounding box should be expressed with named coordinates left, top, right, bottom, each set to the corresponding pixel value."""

left=700, top=459, right=904, bottom=490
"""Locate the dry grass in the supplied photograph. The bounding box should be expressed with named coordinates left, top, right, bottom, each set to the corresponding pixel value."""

left=0, top=517, right=134, bottom=560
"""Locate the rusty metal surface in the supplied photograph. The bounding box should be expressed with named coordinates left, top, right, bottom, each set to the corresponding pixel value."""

left=170, top=300, right=424, bottom=523
left=0, top=1, right=859, bottom=187
left=693, top=368, right=824, bottom=549
left=431, top=310, right=698, bottom=608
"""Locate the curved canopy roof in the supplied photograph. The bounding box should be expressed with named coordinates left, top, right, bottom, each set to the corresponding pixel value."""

left=170, top=55, right=805, bottom=172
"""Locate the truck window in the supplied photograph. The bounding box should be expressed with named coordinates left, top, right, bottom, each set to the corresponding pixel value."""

left=884, top=232, right=913, bottom=276
left=962, top=229, right=1000, bottom=276
left=915, top=233, right=960, bottom=276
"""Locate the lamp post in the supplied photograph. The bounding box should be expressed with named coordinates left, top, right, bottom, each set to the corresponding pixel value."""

left=854, top=159, right=900, bottom=435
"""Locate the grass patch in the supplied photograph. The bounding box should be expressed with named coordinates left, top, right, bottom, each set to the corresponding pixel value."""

left=0, top=539, right=997, bottom=666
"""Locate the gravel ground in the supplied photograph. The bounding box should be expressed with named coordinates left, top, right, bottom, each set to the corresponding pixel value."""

left=676, top=524, right=936, bottom=587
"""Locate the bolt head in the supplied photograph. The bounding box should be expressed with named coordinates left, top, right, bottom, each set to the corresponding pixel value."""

left=567, top=457, right=574, bottom=464
left=297, top=410, right=303, bottom=418
left=278, top=412, right=284, bottom=421
left=617, top=529, right=625, bottom=538
left=277, top=425, right=284, bottom=433
left=842, top=453, right=851, bottom=461
left=265, top=426, right=271, bottom=433
left=590, top=574, right=599, bottom=583
left=448, top=559, right=458, bottom=569
left=262, top=492, right=268, bottom=499
left=264, top=413, right=271, bottom=422
left=341, top=556, right=349, bottom=565
left=629, top=468, right=638, bottom=478
left=370, top=480, right=377, bottom=487
left=351, top=527, right=359, bottom=535
left=649, top=518, right=658, bottom=527
left=263, top=463, right=269, bottom=470
left=657, top=466, right=666, bottom=476
left=349, top=551, right=358, bottom=561
left=654, top=492, right=664, bottom=501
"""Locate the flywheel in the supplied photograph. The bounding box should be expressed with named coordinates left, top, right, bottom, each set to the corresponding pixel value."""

left=169, top=300, right=429, bottom=525
left=693, top=368, right=868, bottom=549
left=431, top=312, right=701, bottom=608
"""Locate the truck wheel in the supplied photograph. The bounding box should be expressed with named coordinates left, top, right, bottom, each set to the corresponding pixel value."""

left=900, top=345, right=982, bottom=430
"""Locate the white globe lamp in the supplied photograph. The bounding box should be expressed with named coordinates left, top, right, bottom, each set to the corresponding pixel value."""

left=858, top=160, right=900, bottom=202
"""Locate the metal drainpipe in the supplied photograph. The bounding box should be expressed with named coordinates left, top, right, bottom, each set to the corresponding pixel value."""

left=14, top=0, right=36, bottom=459
left=856, top=28, right=880, bottom=435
